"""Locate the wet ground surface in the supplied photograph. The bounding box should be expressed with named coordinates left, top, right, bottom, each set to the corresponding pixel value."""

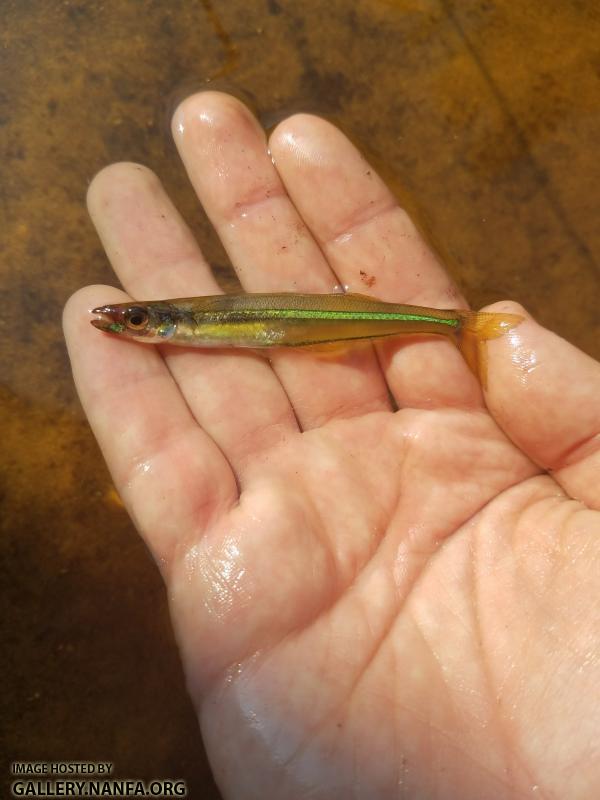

left=2, top=1, right=598, bottom=797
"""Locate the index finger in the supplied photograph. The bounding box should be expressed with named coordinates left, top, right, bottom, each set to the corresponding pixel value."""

left=63, top=285, right=238, bottom=570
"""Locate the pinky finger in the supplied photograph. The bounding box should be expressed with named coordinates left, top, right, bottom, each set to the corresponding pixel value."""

left=63, top=285, right=238, bottom=570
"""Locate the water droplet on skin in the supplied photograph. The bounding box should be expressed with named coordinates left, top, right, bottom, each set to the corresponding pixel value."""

left=507, top=329, right=539, bottom=383
left=184, top=544, right=201, bottom=583
left=332, top=283, right=349, bottom=294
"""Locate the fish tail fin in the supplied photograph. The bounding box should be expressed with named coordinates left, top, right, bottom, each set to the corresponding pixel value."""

left=455, top=310, right=523, bottom=389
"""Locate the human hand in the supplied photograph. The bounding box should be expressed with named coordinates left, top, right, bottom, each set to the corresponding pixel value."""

left=64, top=92, right=600, bottom=800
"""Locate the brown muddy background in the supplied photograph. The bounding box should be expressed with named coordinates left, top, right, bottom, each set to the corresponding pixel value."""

left=1, top=1, right=599, bottom=797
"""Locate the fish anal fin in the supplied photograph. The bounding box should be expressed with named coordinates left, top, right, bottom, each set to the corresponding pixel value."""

left=295, top=341, right=357, bottom=358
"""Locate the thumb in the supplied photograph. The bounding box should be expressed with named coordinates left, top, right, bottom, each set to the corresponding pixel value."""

left=484, top=302, right=600, bottom=510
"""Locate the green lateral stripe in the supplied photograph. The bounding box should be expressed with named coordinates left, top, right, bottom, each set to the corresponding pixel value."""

left=226, top=308, right=460, bottom=327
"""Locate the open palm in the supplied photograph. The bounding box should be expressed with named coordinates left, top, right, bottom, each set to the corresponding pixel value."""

left=64, top=93, right=600, bottom=800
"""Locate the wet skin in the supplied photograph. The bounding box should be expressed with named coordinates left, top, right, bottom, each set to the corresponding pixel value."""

left=64, top=92, right=600, bottom=800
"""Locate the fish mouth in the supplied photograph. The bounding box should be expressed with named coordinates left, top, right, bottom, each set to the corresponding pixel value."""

left=90, top=306, right=124, bottom=333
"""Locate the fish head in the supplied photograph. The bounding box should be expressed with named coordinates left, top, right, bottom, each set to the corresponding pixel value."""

left=91, top=301, right=177, bottom=342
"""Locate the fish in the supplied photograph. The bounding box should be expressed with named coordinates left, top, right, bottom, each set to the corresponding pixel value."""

left=91, top=292, right=523, bottom=386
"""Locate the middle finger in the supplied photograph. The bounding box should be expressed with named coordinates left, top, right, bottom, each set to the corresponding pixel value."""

left=172, top=91, right=392, bottom=429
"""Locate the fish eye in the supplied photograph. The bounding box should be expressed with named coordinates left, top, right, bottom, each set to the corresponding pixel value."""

left=124, top=307, right=149, bottom=329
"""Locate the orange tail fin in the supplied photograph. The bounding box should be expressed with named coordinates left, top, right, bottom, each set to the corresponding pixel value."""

left=455, top=310, right=523, bottom=389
